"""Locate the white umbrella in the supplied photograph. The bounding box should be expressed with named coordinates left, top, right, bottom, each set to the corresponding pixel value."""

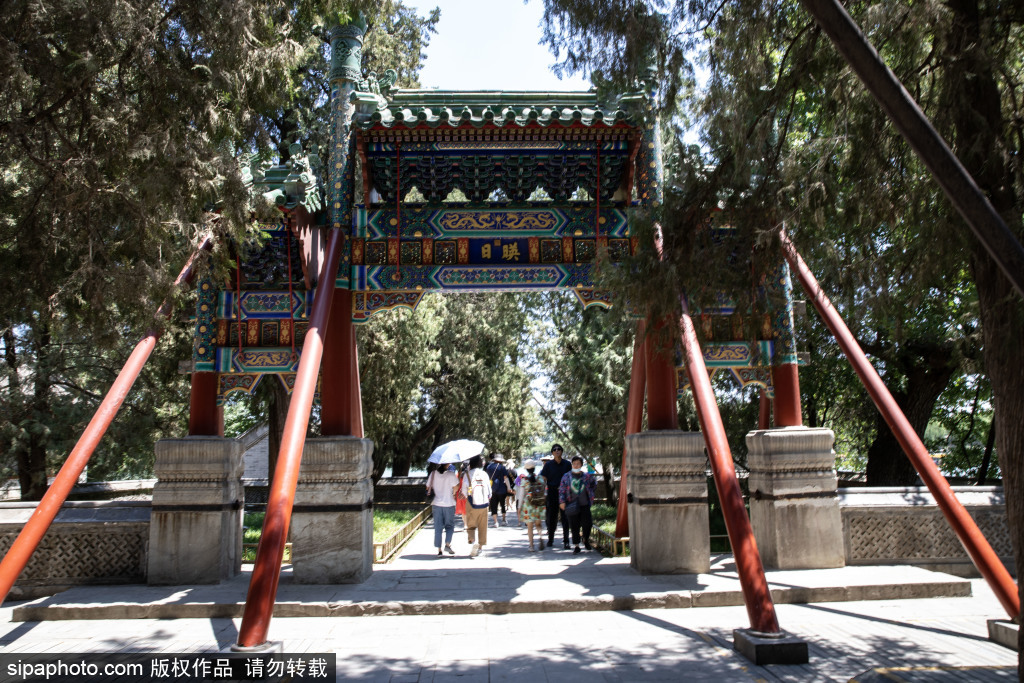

left=428, top=439, right=485, bottom=465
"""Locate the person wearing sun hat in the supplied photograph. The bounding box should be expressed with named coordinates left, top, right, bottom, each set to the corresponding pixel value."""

left=519, top=458, right=547, bottom=550
left=540, top=443, right=572, bottom=549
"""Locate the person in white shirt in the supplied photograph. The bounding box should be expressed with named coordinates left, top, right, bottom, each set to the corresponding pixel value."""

left=426, top=463, right=460, bottom=557
left=460, top=454, right=492, bottom=557
left=514, top=465, right=528, bottom=527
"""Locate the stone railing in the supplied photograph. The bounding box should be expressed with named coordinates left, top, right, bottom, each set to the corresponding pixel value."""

left=838, top=486, right=1012, bottom=577
left=0, top=501, right=150, bottom=599
left=373, top=506, right=431, bottom=563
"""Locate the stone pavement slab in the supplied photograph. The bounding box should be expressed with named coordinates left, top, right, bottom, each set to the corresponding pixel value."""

left=0, top=581, right=1017, bottom=681
left=11, top=517, right=972, bottom=621
left=0, top=514, right=1017, bottom=681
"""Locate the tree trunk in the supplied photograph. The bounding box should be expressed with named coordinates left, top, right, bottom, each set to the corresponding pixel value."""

left=265, top=377, right=291, bottom=491
left=390, top=452, right=411, bottom=477
left=371, top=441, right=389, bottom=483
left=20, top=322, right=51, bottom=501
left=865, top=346, right=956, bottom=486
left=601, top=467, right=616, bottom=506
left=973, top=247, right=1024, bottom=659
left=945, top=0, right=1024, bottom=660
left=976, top=416, right=995, bottom=485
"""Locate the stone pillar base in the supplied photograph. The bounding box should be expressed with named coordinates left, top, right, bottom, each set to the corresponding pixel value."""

left=746, top=427, right=845, bottom=569
left=626, top=431, right=709, bottom=574
left=733, top=629, right=809, bottom=665
left=148, top=437, right=243, bottom=585
left=291, top=436, right=374, bottom=584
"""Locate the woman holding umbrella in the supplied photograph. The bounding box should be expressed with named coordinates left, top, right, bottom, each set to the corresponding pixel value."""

left=428, top=439, right=485, bottom=556
left=425, top=462, right=459, bottom=557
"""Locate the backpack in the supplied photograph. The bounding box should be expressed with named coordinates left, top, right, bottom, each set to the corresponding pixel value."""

left=467, top=470, right=490, bottom=508
left=528, top=477, right=546, bottom=506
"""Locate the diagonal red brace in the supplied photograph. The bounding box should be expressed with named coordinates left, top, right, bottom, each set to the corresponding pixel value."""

left=0, top=236, right=212, bottom=604
left=678, top=297, right=781, bottom=634
left=235, top=229, right=346, bottom=648
left=780, top=227, right=1019, bottom=620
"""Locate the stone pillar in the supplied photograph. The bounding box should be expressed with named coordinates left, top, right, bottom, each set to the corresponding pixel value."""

left=290, top=436, right=374, bottom=584
left=148, top=437, right=243, bottom=585
left=626, top=431, right=709, bottom=574
left=745, top=427, right=845, bottom=569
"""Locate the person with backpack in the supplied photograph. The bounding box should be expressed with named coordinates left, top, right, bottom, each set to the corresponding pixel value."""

left=485, top=453, right=511, bottom=527
left=460, top=454, right=492, bottom=557
left=519, top=459, right=547, bottom=551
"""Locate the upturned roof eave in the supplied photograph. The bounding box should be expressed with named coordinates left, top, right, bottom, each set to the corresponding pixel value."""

left=354, top=116, right=639, bottom=132
left=388, top=89, right=605, bottom=108
left=352, top=87, right=648, bottom=131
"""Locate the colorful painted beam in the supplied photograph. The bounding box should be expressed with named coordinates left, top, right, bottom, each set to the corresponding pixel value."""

left=354, top=205, right=629, bottom=239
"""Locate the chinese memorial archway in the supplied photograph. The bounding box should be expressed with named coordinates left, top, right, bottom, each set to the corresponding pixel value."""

left=0, top=13, right=1016, bottom=666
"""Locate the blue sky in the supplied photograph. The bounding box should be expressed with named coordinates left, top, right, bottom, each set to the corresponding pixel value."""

left=402, top=0, right=591, bottom=91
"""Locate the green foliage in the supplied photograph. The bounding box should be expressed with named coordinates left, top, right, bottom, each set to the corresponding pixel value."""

left=242, top=507, right=422, bottom=560
left=359, top=292, right=544, bottom=479
left=539, top=291, right=632, bottom=479
left=538, top=0, right=1024, bottom=487
left=223, top=396, right=263, bottom=439
left=0, top=0, right=437, bottom=494
left=370, top=507, right=421, bottom=542
left=925, top=374, right=999, bottom=480
left=590, top=502, right=616, bottom=524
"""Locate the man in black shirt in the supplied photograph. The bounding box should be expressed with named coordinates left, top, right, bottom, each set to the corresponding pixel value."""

left=540, top=443, right=572, bottom=549
left=485, top=453, right=511, bottom=526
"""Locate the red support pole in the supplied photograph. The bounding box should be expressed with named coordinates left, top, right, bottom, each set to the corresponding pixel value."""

left=321, top=289, right=363, bottom=437
left=779, top=228, right=1020, bottom=620
left=0, top=236, right=212, bottom=604
left=616, top=320, right=647, bottom=538
left=770, top=363, right=803, bottom=427
left=679, top=298, right=781, bottom=635
left=189, top=372, right=220, bottom=436
left=320, top=289, right=352, bottom=436
left=644, top=319, right=677, bottom=430
left=348, top=320, right=364, bottom=438
left=236, top=229, right=345, bottom=649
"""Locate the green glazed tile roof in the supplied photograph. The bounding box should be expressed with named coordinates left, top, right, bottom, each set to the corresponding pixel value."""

left=355, top=88, right=645, bottom=130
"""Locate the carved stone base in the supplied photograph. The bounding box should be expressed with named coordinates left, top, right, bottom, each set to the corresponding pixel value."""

left=148, top=437, right=243, bottom=585
left=626, top=431, right=709, bottom=574
left=733, top=629, right=809, bottom=665
left=291, top=436, right=374, bottom=584
left=746, top=427, right=844, bottom=569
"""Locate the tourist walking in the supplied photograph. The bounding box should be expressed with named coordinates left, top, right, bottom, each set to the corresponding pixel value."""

left=461, top=455, right=491, bottom=557
left=519, top=460, right=547, bottom=551
left=505, top=459, right=517, bottom=519
left=540, top=444, right=572, bottom=549
left=559, top=455, right=597, bottom=554
left=454, top=463, right=467, bottom=520
left=485, top=453, right=511, bottom=527
left=426, top=463, right=459, bottom=557
left=513, top=464, right=528, bottom=527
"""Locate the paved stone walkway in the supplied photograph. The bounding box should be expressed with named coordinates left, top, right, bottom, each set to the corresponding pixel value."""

left=0, top=513, right=1018, bottom=681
